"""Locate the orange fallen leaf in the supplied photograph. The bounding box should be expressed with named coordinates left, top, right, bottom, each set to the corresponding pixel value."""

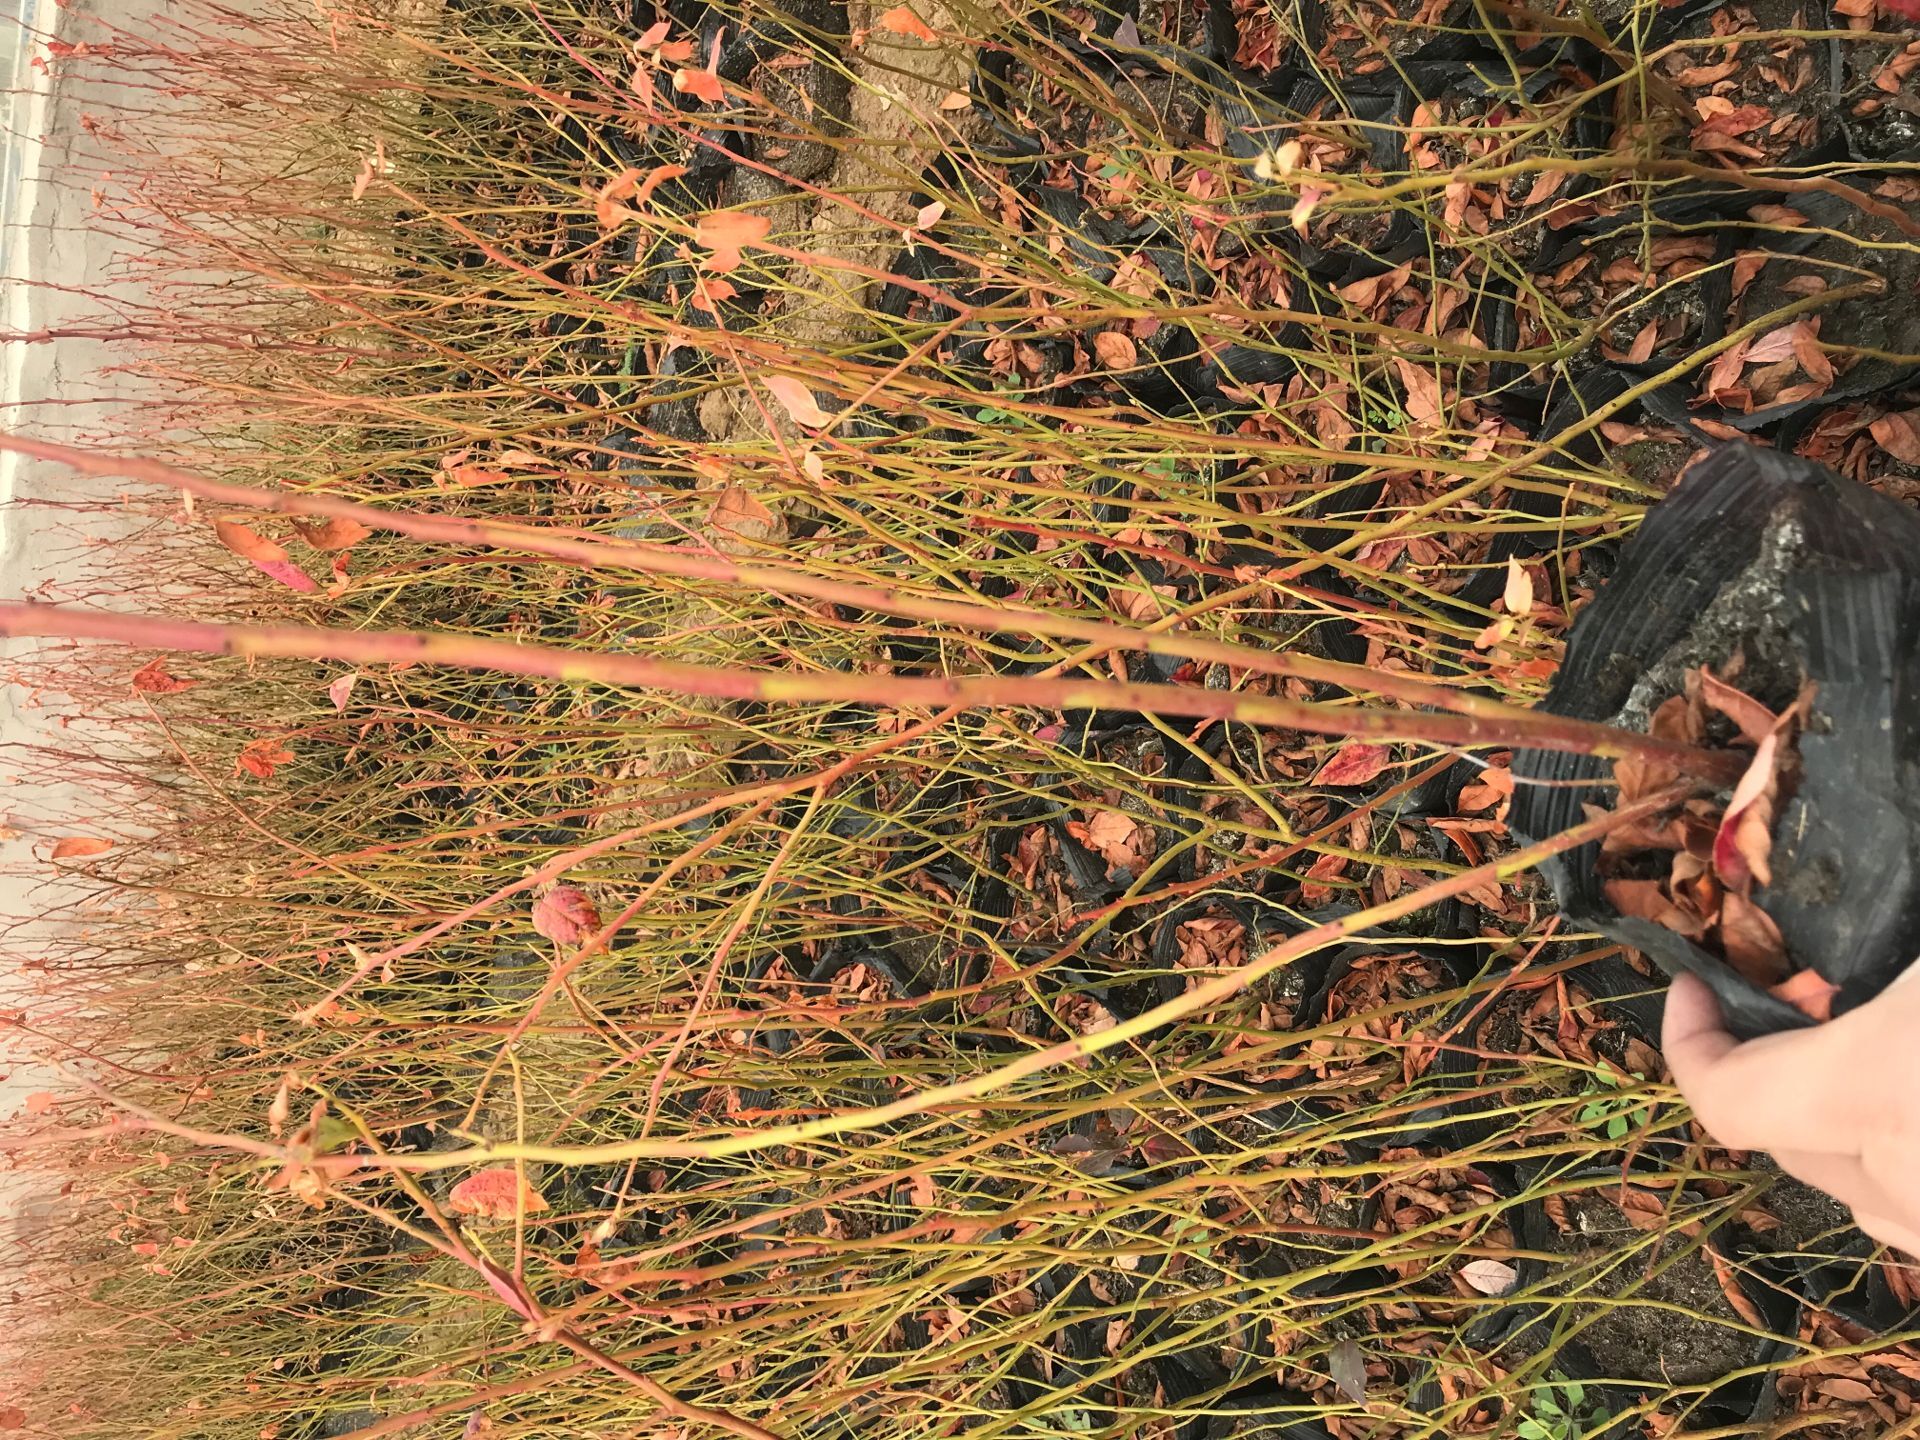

left=693, top=209, right=772, bottom=273
left=876, top=5, right=939, bottom=41
left=1769, top=968, right=1840, bottom=1022
left=1092, top=330, right=1137, bottom=370
left=235, top=738, right=294, bottom=780
left=447, top=1166, right=549, bottom=1220
left=215, top=520, right=317, bottom=593
left=291, top=517, right=372, bottom=552
left=673, top=66, right=725, bottom=103
left=132, top=658, right=196, bottom=694
left=51, top=836, right=113, bottom=860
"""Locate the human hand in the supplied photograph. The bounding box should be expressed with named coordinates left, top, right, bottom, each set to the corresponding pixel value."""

left=1663, top=969, right=1920, bottom=1256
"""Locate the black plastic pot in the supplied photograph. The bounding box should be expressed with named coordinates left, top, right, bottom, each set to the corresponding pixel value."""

left=1513, top=443, right=1920, bottom=1038
left=1483, top=1167, right=1802, bottom=1429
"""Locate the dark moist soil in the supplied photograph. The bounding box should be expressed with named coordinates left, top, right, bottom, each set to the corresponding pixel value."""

left=1508, top=1191, right=1758, bottom=1386
left=1610, top=511, right=1808, bottom=737
left=1749, top=1156, right=1861, bottom=1256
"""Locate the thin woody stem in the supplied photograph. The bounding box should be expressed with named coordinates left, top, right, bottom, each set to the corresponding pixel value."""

left=0, top=432, right=1678, bottom=744
left=0, top=600, right=1742, bottom=780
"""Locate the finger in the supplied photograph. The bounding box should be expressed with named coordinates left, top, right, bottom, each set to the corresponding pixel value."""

left=1661, top=972, right=1737, bottom=1071
left=1852, top=1210, right=1920, bottom=1262
left=1770, top=1148, right=1906, bottom=1228
left=1660, top=972, right=1873, bottom=1153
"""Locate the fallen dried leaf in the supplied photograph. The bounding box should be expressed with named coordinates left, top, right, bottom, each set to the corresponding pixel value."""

left=533, top=885, right=601, bottom=947
left=1712, top=731, right=1779, bottom=893
left=1697, top=669, right=1777, bottom=746
left=1605, top=877, right=1710, bottom=940
left=1092, top=330, right=1137, bottom=370
left=51, top=836, right=113, bottom=860
left=1503, top=557, right=1534, bottom=616
left=1721, top=890, right=1789, bottom=985
left=693, top=209, right=771, bottom=273
left=764, top=375, right=834, bottom=429
left=1328, top=1336, right=1368, bottom=1403
left=1871, top=409, right=1920, bottom=464
left=447, top=1166, right=549, bottom=1220
left=1316, top=743, right=1391, bottom=787
left=1770, top=967, right=1840, bottom=1022
left=1460, top=1258, right=1519, bottom=1295
left=876, top=5, right=939, bottom=41
left=291, top=517, right=373, bottom=552
left=132, top=658, right=196, bottom=694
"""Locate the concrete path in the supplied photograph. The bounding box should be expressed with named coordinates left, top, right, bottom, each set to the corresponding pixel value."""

left=0, top=0, right=222, bottom=1353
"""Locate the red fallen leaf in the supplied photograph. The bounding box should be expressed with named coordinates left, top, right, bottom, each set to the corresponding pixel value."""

left=764, top=375, right=834, bottom=429
left=235, top=738, right=294, bottom=780
left=257, top=559, right=319, bottom=593
left=327, top=674, right=358, bottom=711
left=1885, top=0, right=1920, bottom=19
left=1721, top=890, right=1790, bottom=985
left=533, top=884, right=601, bottom=946
left=1770, top=967, right=1840, bottom=1021
left=1697, top=669, right=1777, bottom=746
left=876, top=4, right=939, bottom=40
left=290, top=517, right=372, bottom=551
left=50, top=836, right=114, bottom=860
left=24, top=1092, right=54, bottom=1115
left=1315, top=742, right=1391, bottom=787
left=1605, top=877, right=1711, bottom=940
left=1712, top=731, right=1779, bottom=893
left=132, top=658, right=196, bottom=693
left=693, top=209, right=772, bottom=273
left=448, top=1166, right=549, bottom=1220
left=0, top=1405, right=24, bottom=1429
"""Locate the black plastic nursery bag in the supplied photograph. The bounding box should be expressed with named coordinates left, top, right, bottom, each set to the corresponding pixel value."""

left=1512, top=443, right=1920, bottom=1039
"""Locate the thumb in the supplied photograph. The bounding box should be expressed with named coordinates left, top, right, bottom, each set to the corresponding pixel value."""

left=1662, top=970, right=1738, bottom=1077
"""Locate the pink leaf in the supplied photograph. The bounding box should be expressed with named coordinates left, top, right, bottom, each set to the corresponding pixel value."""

left=1460, top=1258, right=1519, bottom=1295
left=256, top=559, right=320, bottom=593
left=533, top=885, right=601, bottom=946
left=764, top=375, right=834, bottom=429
